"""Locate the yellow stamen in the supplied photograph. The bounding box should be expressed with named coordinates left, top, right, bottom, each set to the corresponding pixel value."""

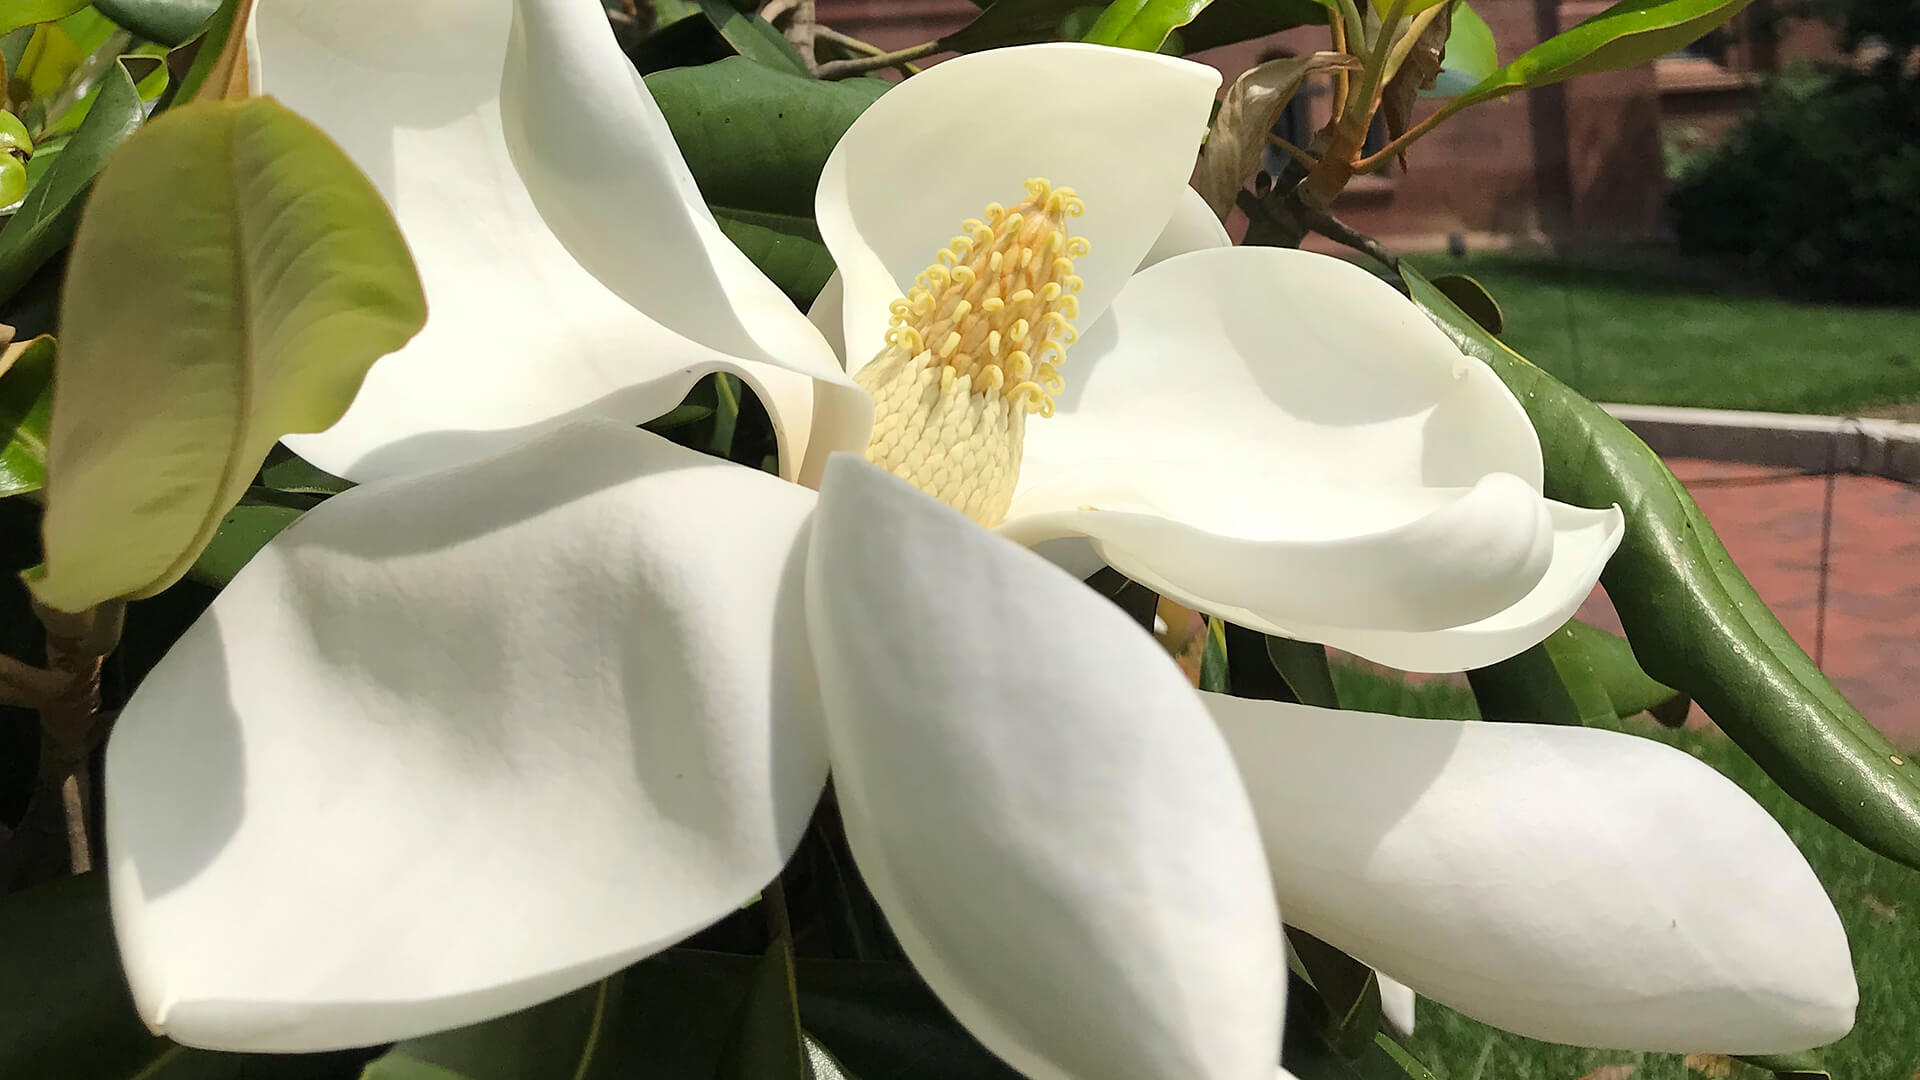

left=856, top=177, right=1088, bottom=526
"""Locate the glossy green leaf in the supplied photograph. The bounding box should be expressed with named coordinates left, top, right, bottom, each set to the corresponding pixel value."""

left=362, top=980, right=609, bottom=1080
left=184, top=498, right=301, bottom=588
left=0, top=0, right=86, bottom=37
left=655, top=0, right=809, bottom=75
left=717, top=940, right=809, bottom=1080
left=1454, top=0, right=1754, bottom=107
left=0, top=334, right=53, bottom=497
left=42, top=49, right=168, bottom=140
left=1178, top=0, right=1327, bottom=52
left=166, top=0, right=245, bottom=103
left=93, top=0, right=220, bottom=46
left=1544, top=618, right=1680, bottom=720
left=1370, top=1032, right=1441, bottom=1079
left=942, top=0, right=1089, bottom=51
left=647, top=58, right=886, bottom=307
left=0, top=58, right=143, bottom=306
left=1403, top=259, right=1920, bottom=871
left=31, top=97, right=425, bottom=612
left=1467, top=642, right=1584, bottom=725
left=1082, top=0, right=1215, bottom=50
left=1266, top=635, right=1339, bottom=706
left=258, top=443, right=351, bottom=496
left=1289, top=928, right=1382, bottom=1059
left=1424, top=0, right=1494, bottom=96
left=1426, top=272, right=1502, bottom=334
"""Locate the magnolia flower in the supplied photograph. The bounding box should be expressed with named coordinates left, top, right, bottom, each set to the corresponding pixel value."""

left=102, top=0, right=1855, bottom=1073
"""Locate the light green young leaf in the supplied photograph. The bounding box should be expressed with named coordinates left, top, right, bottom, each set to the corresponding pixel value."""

left=1454, top=0, right=1753, bottom=106
left=11, top=19, right=81, bottom=101
left=92, top=0, right=221, bottom=47
left=31, top=97, right=425, bottom=612
left=0, top=57, right=144, bottom=306
left=0, top=0, right=86, bottom=37
left=1199, top=615, right=1229, bottom=692
left=1543, top=618, right=1681, bottom=720
left=1404, top=259, right=1920, bottom=872
left=1423, top=0, right=1494, bottom=96
left=647, top=57, right=887, bottom=306
left=1082, top=0, right=1215, bottom=51
left=0, top=333, right=52, bottom=497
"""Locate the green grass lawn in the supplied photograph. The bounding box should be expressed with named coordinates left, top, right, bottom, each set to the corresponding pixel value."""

left=1329, top=664, right=1920, bottom=1080
left=1403, top=250, right=1920, bottom=416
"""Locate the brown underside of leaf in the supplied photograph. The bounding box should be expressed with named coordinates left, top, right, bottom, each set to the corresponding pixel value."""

left=194, top=0, right=255, bottom=102
left=1378, top=0, right=1454, bottom=168
left=1195, top=51, right=1360, bottom=220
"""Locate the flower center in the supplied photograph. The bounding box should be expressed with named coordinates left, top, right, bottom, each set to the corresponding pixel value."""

left=855, top=178, right=1087, bottom=527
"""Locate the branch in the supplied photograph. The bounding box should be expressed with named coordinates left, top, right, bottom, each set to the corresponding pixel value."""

left=1305, top=207, right=1400, bottom=271
left=1266, top=133, right=1320, bottom=171
left=815, top=39, right=939, bottom=79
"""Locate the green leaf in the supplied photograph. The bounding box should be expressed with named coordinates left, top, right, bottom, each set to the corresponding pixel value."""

left=717, top=940, right=809, bottom=1080
left=1178, top=0, right=1327, bottom=52
left=1426, top=272, right=1502, bottom=334
left=941, top=0, right=1088, bottom=51
left=166, top=0, right=245, bottom=103
left=1082, top=0, right=1216, bottom=50
left=0, top=333, right=53, bottom=497
left=0, top=0, right=86, bottom=37
left=1403, top=259, right=1920, bottom=871
left=42, top=49, right=169, bottom=141
left=1199, top=614, right=1229, bottom=692
left=362, top=980, right=609, bottom=1080
left=1266, top=635, right=1339, bottom=706
left=31, top=97, right=425, bottom=612
left=12, top=19, right=81, bottom=103
left=1466, top=642, right=1584, bottom=725
left=1424, top=0, right=1494, bottom=96
left=0, top=107, right=31, bottom=152
left=93, top=0, right=220, bottom=46
left=0, top=872, right=358, bottom=1078
left=661, top=0, right=809, bottom=75
left=647, top=58, right=886, bottom=306
left=1543, top=618, right=1680, bottom=719
left=1370, top=1032, right=1441, bottom=1079
left=1289, top=927, right=1382, bottom=1059
left=0, top=57, right=144, bottom=306
left=791, top=958, right=1022, bottom=1079
left=1454, top=0, right=1754, bottom=107
left=258, top=443, right=351, bottom=496
left=184, top=498, right=301, bottom=588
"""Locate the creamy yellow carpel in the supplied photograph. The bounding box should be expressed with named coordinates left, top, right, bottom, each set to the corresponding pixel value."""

left=856, top=178, right=1087, bottom=526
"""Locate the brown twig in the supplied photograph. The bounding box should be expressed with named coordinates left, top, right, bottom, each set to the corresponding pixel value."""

left=1305, top=207, right=1400, bottom=270
left=1266, top=133, right=1320, bottom=171
left=815, top=39, right=939, bottom=79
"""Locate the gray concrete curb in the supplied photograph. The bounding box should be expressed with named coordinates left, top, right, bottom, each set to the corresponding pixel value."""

left=1602, top=403, right=1920, bottom=483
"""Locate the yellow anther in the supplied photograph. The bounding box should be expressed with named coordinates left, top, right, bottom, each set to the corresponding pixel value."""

left=854, top=178, right=1089, bottom=527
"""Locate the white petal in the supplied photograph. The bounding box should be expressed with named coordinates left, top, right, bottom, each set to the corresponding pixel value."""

left=107, top=423, right=826, bottom=1052
left=250, top=1, right=856, bottom=485
left=817, top=43, right=1219, bottom=373
left=1207, top=695, right=1858, bottom=1054
left=807, top=456, right=1284, bottom=1080
left=1002, top=246, right=1622, bottom=670
left=1138, top=185, right=1232, bottom=271
left=1378, top=974, right=1416, bottom=1036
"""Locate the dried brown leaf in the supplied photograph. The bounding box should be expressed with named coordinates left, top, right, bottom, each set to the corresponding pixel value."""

left=1577, top=1067, right=1637, bottom=1080
left=1377, top=0, right=1454, bottom=167
left=1194, top=51, right=1360, bottom=220
left=1684, top=1054, right=1736, bottom=1079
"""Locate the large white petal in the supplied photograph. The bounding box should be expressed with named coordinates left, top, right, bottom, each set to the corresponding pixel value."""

left=251, top=0, right=845, bottom=484
left=817, top=43, right=1219, bottom=373
left=107, top=423, right=826, bottom=1052
left=807, top=456, right=1285, bottom=1080
left=1207, top=695, right=1857, bottom=1054
left=1002, top=247, right=1622, bottom=671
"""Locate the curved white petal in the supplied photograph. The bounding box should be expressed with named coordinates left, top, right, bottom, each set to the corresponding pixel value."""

left=1002, top=246, right=1622, bottom=670
left=1378, top=974, right=1416, bottom=1036
left=250, top=1, right=850, bottom=484
left=107, top=424, right=827, bottom=1052
left=1207, top=695, right=1858, bottom=1054
left=1138, top=185, right=1232, bottom=271
left=807, top=456, right=1284, bottom=1080
left=818, top=44, right=1219, bottom=374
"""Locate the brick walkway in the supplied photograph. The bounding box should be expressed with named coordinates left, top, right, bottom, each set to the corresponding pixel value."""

left=1577, top=458, right=1920, bottom=748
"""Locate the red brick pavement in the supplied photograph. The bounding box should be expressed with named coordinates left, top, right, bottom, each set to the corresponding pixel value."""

left=1577, top=458, right=1920, bottom=749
